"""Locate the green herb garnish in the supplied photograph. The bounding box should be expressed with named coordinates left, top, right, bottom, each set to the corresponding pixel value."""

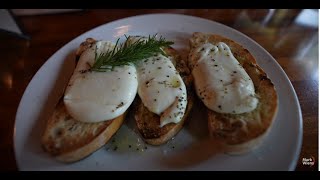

left=91, top=34, right=173, bottom=72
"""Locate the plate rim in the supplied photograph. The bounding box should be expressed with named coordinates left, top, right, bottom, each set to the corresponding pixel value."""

left=14, top=13, right=303, bottom=171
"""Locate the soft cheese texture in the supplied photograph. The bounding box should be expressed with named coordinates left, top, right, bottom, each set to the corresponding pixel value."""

left=189, top=42, right=258, bottom=114
left=64, top=41, right=138, bottom=123
left=136, top=54, right=187, bottom=127
left=128, top=36, right=187, bottom=127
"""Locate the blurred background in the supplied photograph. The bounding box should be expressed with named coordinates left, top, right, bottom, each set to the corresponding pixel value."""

left=0, top=9, right=318, bottom=171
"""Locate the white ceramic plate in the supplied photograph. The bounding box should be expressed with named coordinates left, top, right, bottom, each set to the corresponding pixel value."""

left=14, top=14, right=302, bottom=171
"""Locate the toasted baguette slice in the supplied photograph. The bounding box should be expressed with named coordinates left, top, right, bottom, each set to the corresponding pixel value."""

left=41, top=101, right=125, bottom=162
left=134, top=47, right=194, bottom=145
left=189, top=32, right=278, bottom=154
left=41, top=38, right=125, bottom=162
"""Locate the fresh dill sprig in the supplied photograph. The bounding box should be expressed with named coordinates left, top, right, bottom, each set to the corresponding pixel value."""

left=91, top=34, right=174, bottom=72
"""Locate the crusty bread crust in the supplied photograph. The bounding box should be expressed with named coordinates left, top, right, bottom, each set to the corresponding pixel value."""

left=75, top=38, right=96, bottom=59
left=134, top=47, right=194, bottom=145
left=41, top=101, right=125, bottom=163
left=189, top=32, right=278, bottom=154
left=41, top=38, right=125, bottom=162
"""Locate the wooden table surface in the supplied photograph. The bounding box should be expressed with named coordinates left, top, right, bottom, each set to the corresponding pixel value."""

left=0, top=9, right=318, bottom=171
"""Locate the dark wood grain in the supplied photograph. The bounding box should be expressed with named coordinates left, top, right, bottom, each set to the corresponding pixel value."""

left=0, top=9, right=317, bottom=171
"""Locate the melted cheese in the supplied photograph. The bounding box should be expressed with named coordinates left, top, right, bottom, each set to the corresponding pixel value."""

left=63, top=41, right=138, bottom=123
left=190, top=42, right=258, bottom=114
left=136, top=54, right=187, bottom=127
